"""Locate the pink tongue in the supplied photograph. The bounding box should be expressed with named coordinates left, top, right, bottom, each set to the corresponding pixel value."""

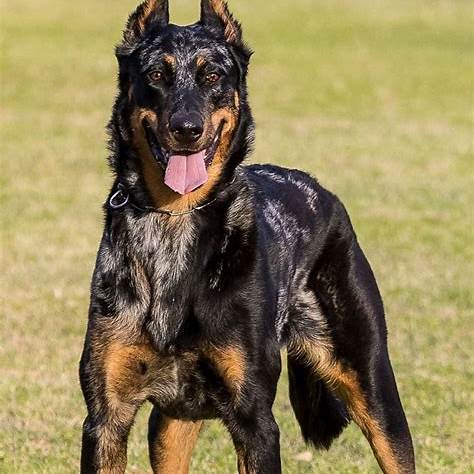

left=164, top=150, right=208, bottom=195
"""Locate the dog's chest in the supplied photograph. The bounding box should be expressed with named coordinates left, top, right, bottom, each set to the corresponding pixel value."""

left=102, top=338, right=239, bottom=421
left=133, top=214, right=195, bottom=280
left=128, top=214, right=200, bottom=348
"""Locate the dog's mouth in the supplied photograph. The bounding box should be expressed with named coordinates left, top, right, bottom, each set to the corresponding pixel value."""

left=143, top=121, right=224, bottom=195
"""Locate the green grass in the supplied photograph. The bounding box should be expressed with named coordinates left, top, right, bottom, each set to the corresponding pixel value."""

left=1, top=0, right=473, bottom=472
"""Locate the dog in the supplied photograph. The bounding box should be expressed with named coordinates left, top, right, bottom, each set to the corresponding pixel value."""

left=79, top=1, right=416, bottom=472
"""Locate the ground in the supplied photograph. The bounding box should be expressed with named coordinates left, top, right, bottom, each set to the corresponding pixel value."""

left=1, top=0, right=473, bottom=472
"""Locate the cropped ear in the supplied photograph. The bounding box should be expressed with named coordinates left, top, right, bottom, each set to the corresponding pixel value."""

left=120, top=0, right=169, bottom=51
left=200, top=0, right=242, bottom=45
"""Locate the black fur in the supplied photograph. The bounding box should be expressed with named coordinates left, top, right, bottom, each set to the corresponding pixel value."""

left=288, top=356, right=349, bottom=450
left=79, top=1, right=415, bottom=473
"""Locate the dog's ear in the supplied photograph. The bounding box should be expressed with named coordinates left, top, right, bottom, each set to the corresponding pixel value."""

left=200, top=0, right=242, bottom=46
left=120, top=0, right=169, bottom=51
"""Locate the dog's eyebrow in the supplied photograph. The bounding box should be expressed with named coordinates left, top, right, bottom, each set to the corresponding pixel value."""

left=162, top=54, right=176, bottom=68
left=196, top=56, right=207, bottom=68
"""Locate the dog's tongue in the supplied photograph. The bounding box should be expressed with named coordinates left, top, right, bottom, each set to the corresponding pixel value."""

left=164, top=150, right=208, bottom=195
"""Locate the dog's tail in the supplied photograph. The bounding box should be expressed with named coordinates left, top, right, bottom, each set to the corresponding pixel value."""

left=287, top=354, right=350, bottom=449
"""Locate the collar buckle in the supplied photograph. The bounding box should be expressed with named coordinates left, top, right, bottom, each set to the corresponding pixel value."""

left=109, top=185, right=129, bottom=209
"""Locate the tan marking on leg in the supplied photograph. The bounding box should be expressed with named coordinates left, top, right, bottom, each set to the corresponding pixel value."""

left=335, top=371, right=404, bottom=474
left=129, top=104, right=239, bottom=214
left=104, top=341, right=157, bottom=407
left=93, top=422, right=130, bottom=474
left=288, top=338, right=405, bottom=474
left=236, top=447, right=257, bottom=474
left=150, top=416, right=203, bottom=474
left=83, top=341, right=155, bottom=474
left=206, top=345, right=246, bottom=398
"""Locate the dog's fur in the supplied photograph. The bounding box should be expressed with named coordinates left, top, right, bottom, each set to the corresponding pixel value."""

left=79, top=1, right=415, bottom=472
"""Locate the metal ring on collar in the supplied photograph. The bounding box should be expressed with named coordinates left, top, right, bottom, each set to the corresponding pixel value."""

left=109, top=188, right=129, bottom=209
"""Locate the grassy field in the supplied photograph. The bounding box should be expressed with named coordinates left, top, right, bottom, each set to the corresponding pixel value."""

left=1, top=0, right=473, bottom=472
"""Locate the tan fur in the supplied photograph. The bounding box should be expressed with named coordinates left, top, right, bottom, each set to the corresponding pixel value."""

left=163, top=54, right=176, bottom=67
left=130, top=107, right=171, bottom=211
left=207, top=0, right=239, bottom=43
left=82, top=339, right=155, bottom=474
left=237, top=450, right=257, bottom=474
left=289, top=338, right=404, bottom=474
left=104, top=341, right=156, bottom=405
left=206, top=345, right=246, bottom=397
left=335, top=371, right=402, bottom=474
left=92, top=422, right=130, bottom=474
left=196, top=56, right=207, bottom=68
left=234, top=91, right=240, bottom=109
left=91, top=339, right=177, bottom=473
left=150, top=416, right=203, bottom=474
left=130, top=103, right=239, bottom=213
left=137, top=0, right=159, bottom=34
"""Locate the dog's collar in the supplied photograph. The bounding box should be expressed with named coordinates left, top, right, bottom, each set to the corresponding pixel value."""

left=108, top=183, right=219, bottom=217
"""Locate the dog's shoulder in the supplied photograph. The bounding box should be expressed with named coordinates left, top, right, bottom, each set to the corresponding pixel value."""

left=244, top=163, right=329, bottom=205
left=243, top=164, right=353, bottom=237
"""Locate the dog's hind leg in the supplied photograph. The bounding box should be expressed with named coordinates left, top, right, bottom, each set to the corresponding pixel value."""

left=148, top=407, right=202, bottom=474
left=288, top=335, right=414, bottom=474
left=288, top=218, right=415, bottom=473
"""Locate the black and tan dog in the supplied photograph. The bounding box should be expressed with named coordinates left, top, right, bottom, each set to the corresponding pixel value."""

left=79, top=1, right=415, bottom=472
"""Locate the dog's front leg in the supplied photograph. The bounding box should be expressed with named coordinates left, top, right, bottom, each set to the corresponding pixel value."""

left=79, top=336, right=149, bottom=473
left=80, top=410, right=137, bottom=474
left=225, top=406, right=281, bottom=474
left=148, top=406, right=203, bottom=474
left=205, top=341, right=282, bottom=473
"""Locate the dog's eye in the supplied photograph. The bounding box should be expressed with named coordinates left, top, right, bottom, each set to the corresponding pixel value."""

left=148, top=71, right=163, bottom=82
left=206, top=73, right=221, bottom=84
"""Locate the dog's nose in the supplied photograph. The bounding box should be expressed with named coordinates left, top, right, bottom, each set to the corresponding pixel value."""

left=169, top=112, right=203, bottom=144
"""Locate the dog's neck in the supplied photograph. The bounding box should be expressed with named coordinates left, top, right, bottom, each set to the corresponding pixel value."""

left=115, top=169, right=255, bottom=280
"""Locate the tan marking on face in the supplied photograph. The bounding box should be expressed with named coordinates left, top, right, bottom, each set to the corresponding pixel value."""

left=150, top=416, right=203, bottom=473
left=206, top=345, right=246, bottom=398
left=234, top=91, right=240, bottom=109
left=196, top=56, right=207, bottom=68
left=130, top=107, right=171, bottom=210
left=288, top=338, right=404, bottom=474
left=129, top=101, right=239, bottom=214
left=209, top=101, right=239, bottom=167
left=163, top=54, right=176, bottom=67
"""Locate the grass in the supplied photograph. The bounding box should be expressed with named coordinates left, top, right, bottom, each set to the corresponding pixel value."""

left=1, top=0, right=473, bottom=472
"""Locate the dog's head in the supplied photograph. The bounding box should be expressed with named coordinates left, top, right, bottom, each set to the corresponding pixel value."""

left=113, top=0, right=253, bottom=204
